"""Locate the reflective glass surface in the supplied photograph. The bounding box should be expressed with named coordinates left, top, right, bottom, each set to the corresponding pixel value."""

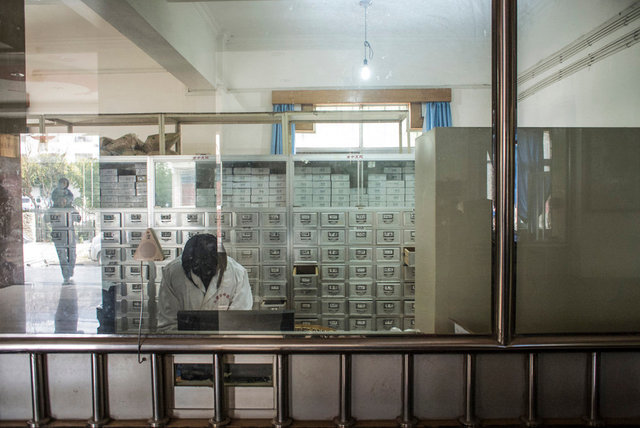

left=4, top=0, right=494, bottom=335
left=516, top=1, right=640, bottom=333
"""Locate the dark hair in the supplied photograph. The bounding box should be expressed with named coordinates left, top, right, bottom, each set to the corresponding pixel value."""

left=181, top=233, right=227, bottom=290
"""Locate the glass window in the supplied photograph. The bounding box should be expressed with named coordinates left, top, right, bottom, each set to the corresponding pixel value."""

left=516, top=0, right=640, bottom=334
left=295, top=105, right=411, bottom=152
left=5, top=0, right=493, bottom=336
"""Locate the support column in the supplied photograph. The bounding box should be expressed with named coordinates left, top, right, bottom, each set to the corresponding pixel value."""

left=87, top=353, right=110, bottom=428
left=149, top=353, right=170, bottom=428
left=333, top=353, right=355, bottom=428
left=210, top=353, right=230, bottom=428
left=27, top=353, right=51, bottom=428
left=584, top=352, right=605, bottom=427
left=458, top=354, right=479, bottom=428
left=397, top=353, right=417, bottom=428
left=520, top=353, right=541, bottom=427
left=272, top=354, right=292, bottom=428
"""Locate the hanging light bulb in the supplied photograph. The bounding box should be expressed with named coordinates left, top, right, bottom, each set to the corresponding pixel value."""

left=359, top=0, right=373, bottom=80
left=361, top=59, right=371, bottom=80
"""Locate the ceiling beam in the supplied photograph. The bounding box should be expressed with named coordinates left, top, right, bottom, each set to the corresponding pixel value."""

left=80, top=0, right=215, bottom=91
left=272, top=88, right=451, bottom=105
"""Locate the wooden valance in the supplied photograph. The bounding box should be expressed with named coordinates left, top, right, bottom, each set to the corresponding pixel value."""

left=272, top=88, right=451, bottom=130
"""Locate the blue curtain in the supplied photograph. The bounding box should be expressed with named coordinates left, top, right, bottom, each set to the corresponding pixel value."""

left=422, top=102, right=452, bottom=132
left=516, top=129, right=550, bottom=233
left=271, top=104, right=296, bottom=154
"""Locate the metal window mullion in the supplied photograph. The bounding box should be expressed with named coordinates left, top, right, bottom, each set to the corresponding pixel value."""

left=493, top=0, right=517, bottom=346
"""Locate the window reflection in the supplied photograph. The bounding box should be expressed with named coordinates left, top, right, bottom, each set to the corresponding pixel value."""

left=12, top=0, right=497, bottom=336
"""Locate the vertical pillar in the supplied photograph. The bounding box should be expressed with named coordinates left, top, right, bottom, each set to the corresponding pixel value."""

left=0, top=0, right=27, bottom=288
left=397, top=353, right=417, bottom=428
left=87, top=353, right=110, bottom=428
left=158, top=113, right=166, bottom=155
left=282, top=114, right=291, bottom=155
left=333, top=353, right=355, bottom=428
left=272, top=353, right=292, bottom=428
left=458, top=354, right=479, bottom=428
left=520, top=353, right=541, bottom=427
left=149, top=353, right=169, bottom=428
left=27, top=353, right=51, bottom=428
left=584, top=352, right=605, bottom=427
left=493, top=0, right=517, bottom=345
left=210, top=353, right=230, bottom=428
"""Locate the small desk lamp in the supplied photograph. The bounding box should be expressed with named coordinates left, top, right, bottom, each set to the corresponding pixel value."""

left=133, top=228, right=164, bottom=362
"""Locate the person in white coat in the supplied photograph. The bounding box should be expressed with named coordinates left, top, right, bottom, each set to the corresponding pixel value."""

left=158, top=233, right=253, bottom=330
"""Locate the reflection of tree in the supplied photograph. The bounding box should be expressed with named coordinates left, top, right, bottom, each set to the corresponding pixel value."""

left=21, top=154, right=99, bottom=209
left=155, top=163, right=172, bottom=208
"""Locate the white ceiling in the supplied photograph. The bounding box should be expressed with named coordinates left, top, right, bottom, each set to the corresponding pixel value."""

left=23, top=0, right=637, bottom=107
left=197, top=0, right=492, bottom=50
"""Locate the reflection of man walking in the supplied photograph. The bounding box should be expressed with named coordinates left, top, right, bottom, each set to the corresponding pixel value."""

left=47, top=189, right=81, bottom=284
left=51, top=177, right=73, bottom=208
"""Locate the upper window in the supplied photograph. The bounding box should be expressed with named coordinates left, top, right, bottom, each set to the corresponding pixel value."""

left=295, top=104, right=418, bottom=153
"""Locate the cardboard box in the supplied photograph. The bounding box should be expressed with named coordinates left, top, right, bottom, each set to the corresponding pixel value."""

left=233, top=167, right=252, bottom=175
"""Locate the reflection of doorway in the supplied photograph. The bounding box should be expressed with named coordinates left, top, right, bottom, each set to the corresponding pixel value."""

left=19, top=133, right=101, bottom=286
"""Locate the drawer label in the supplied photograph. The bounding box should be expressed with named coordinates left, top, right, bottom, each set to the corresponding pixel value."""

left=354, top=214, right=368, bottom=223
left=382, top=214, right=395, bottom=223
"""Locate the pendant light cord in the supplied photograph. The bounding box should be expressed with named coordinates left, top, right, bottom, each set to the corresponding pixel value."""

left=363, top=2, right=373, bottom=61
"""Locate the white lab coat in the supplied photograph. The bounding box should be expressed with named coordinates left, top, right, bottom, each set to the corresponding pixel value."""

left=157, top=256, right=253, bottom=330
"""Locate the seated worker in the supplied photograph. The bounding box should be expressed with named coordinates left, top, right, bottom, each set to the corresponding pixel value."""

left=158, top=233, right=253, bottom=330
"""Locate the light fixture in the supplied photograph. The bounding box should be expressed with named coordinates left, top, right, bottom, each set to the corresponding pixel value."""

left=359, top=0, right=373, bottom=80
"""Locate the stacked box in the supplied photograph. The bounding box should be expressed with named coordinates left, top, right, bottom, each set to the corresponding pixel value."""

left=331, top=174, right=350, bottom=207
left=312, top=169, right=331, bottom=207
left=367, top=173, right=387, bottom=207
left=100, top=163, right=147, bottom=208
left=294, top=173, right=313, bottom=207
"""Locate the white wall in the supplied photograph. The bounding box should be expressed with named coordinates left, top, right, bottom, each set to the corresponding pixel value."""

left=518, top=46, right=640, bottom=127
left=451, top=87, right=491, bottom=127
left=517, top=0, right=640, bottom=127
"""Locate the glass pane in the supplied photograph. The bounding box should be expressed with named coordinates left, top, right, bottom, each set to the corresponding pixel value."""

left=296, top=123, right=360, bottom=151
left=516, top=1, right=640, bottom=333
left=8, top=0, right=492, bottom=336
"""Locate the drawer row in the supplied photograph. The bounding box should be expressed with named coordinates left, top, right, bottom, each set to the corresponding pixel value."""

left=100, top=244, right=412, bottom=268
left=294, top=299, right=415, bottom=318
left=113, top=298, right=415, bottom=323
left=102, top=262, right=416, bottom=283
left=299, top=316, right=416, bottom=332
left=99, top=227, right=416, bottom=247
left=114, top=315, right=417, bottom=333
left=113, top=280, right=415, bottom=301
left=292, top=281, right=414, bottom=299
left=100, top=210, right=416, bottom=229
